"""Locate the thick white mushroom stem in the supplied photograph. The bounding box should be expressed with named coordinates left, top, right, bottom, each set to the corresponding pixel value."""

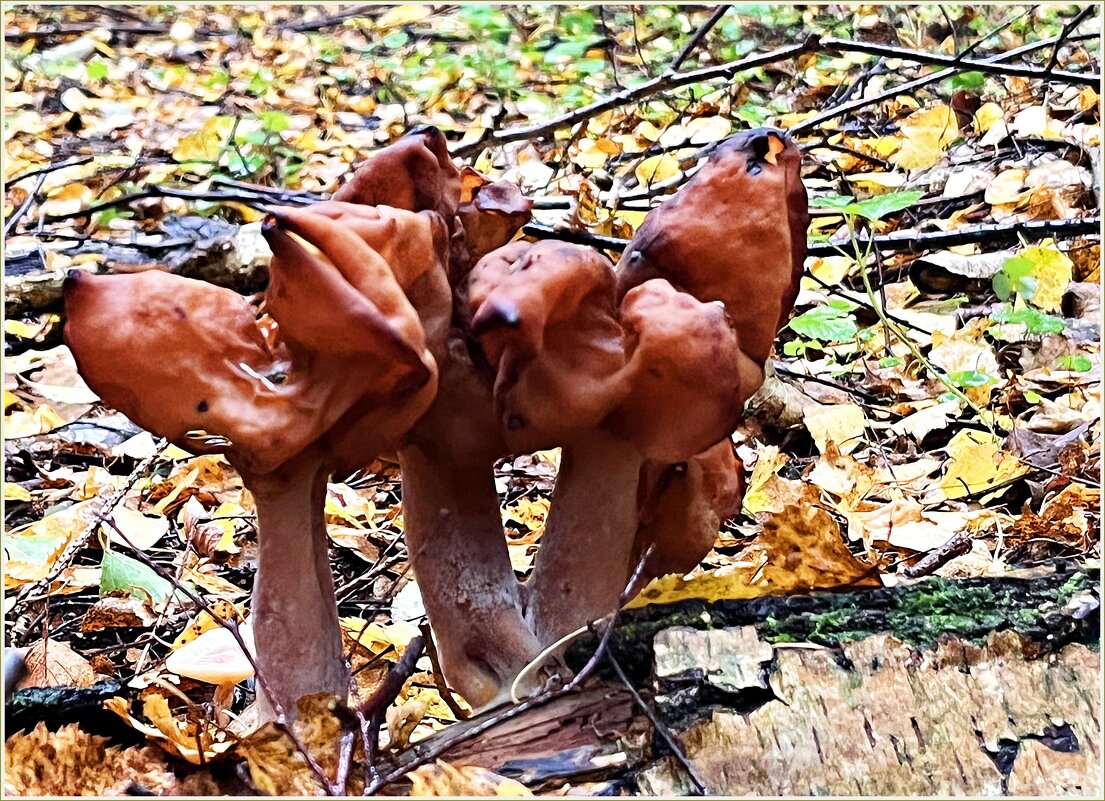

left=399, top=443, right=540, bottom=709
left=248, top=457, right=348, bottom=722
left=524, top=434, right=643, bottom=646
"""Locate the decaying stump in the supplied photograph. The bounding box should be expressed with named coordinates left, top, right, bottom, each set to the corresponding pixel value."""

left=402, top=564, right=1100, bottom=796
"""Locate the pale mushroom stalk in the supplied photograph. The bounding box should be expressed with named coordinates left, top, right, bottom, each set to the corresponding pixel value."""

left=248, top=458, right=346, bottom=721
left=523, top=434, right=643, bottom=645
left=397, top=348, right=542, bottom=710
left=399, top=443, right=540, bottom=709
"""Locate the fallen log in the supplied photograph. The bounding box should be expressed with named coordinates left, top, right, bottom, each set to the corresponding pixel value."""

left=391, top=563, right=1099, bottom=796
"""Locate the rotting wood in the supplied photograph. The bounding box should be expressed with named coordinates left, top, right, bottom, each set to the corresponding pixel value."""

left=392, top=564, right=1099, bottom=795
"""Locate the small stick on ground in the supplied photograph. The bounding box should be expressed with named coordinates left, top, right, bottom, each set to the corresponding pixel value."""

left=605, top=648, right=711, bottom=795
left=900, top=532, right=973, bottom=580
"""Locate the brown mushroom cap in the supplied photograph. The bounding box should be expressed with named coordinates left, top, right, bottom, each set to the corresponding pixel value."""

left=332, top=126, right=460, bottom=224
left=615, top=128, right=808, bottom=371
left=634, top=441, right=746, bottom=579
left=466, top=241, right=752, bottom=462
left=64, top=203, right=445, bottom=477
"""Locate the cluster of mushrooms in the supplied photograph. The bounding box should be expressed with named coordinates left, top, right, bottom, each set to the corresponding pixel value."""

left=64, top=126, right=807, bottom=721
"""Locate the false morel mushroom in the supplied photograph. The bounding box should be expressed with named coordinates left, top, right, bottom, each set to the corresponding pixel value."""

left=63, top=126, right=805, bottom=718
left=64, top=200, right=449, bottom=721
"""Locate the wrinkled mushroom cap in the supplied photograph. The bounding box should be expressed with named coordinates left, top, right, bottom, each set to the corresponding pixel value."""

left=332, top=126, right=460, bottom=224
left=615, top=128, right=807, bottom=370
left=64, top=203, right=445, bottom=477
left=165, top=623, right=255, bottom=685
left=466, top=243, right=752, bottom=461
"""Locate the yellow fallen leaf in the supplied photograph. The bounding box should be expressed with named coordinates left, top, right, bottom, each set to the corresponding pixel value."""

left=39, top=183, right=94, bottom=217
left=1018, top=241, right=1074, bottom=312
left=170, top=600, right=245, bottom=649
left=376, top=3, right=432, bottom=29
left=3, top=404, right=67, bottom=438
left=741, top=446, right=789, bottom=515
left=635, top=153, right=681, bottom=187
left=803, top=403, right=868, bottom=454
left=409, top=761, right=532, bottom=797
left=4, top=481, right=32, bottom=502
left=845, top=171, right=905, bottom=190
left=891, top=103, right=959, bottom=171
left=940, top=429, right=1029, bottom=500
left=984, top=168, right=1029, bottom=206
left=974, top=102, right=1004, bottom=133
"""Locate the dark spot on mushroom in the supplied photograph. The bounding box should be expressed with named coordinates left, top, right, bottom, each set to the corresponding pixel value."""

left=197, top=400, right=209, bottom=413
left=507, top=414, right=526, bottom=431
left=172, top=305, right=187, bottom=320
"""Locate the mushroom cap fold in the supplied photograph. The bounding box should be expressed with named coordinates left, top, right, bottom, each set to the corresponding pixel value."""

left=615, top=128, right=808, bottom=370
left=332, top=126, right=460, bottom=224
left=64, top=203, right=446, bottom=476
left=635, top=441, right=746, bottom=577
left=466, top=243, right=750, bottom=461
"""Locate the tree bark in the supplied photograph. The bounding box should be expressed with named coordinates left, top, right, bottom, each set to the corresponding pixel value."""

left=403, top=564, right=1100, bottom=796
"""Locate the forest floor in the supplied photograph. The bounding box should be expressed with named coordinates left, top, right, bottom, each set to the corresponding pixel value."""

left=2, top=3, right=1101, bottom=796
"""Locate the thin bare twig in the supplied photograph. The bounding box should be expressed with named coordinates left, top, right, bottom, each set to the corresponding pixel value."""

left=820, top=35, right=1099, bottom=85
left=1043, top=5, right=1096, bottom=75
left=357, top=634, right=427, bottom=788
left=605, top=649, right=711, bottom=795
left=4, top=173, right=47, bottom=238
left=523, top=215, right=1101, bottom=257
left=791, top=30, right=1100, bottom=135
left=668, top=5, right=731, bottom=73
left=452, top=39, right=816, bottom=158
left=900, top=532, right=972, bottom=579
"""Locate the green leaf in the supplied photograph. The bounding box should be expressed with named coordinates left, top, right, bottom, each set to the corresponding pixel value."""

left=100, top=549, right=174, bottom=604
left=948, top=369, right=996, bottom=388
left=809, top=194, right=861, bottom=215
left=949, top=71, right=986, bottom=91
left=993, top=271, right=1013, bottom=301
left=1002, top=255, right=1036, bottom=280
left=878, top=356, right=903, bottom=369
left=989, top=306, right=1065, bottom=335
left=257, top=110, right=289, bottom=133
left=853, top=190, right=924, bottom=221
left=86, top=59, right=108, bottom=81
left=1024, top=389, right=1043, bottom=404
left=1057, top=354, right=1092, bottom=372
left=788, top=306, right=859, bottom=342
left=782, top=338, right=818, bottom=356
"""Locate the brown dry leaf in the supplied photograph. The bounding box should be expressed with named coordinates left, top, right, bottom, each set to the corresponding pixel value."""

left=18, top=638, right=97, bottom=689
left=387, top=694, right=431, bottom=751
left=741, top=444, right=827, bottom=517
left=2, top=722, right=219, bottom=796
left=759, top=505, right=880, bottom=591
left=807, top=442, right=877, bottom=509
left=239, top=693, right=350, bottom=795
left=104, top=693, right=236, bottom=765
left=180, top=496, right=244, bottom=557
left=408, top=761, right=533, bottom=797
left=631, top=506, right=878, bottom=608
left=81, top=595, right=158, bottom=632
